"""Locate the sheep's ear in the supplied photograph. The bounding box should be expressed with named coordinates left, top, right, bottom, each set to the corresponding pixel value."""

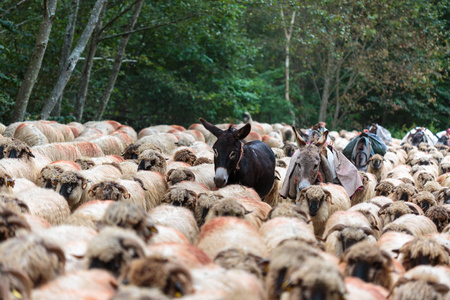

left=199, top=118, right=223, bottom=138
left=391, top=248, right=401, bottom=259
left=166, top=169, right=174, bottom=181
left=121, top=238, right=145, bottom=259
left=362, top=227, right=375, bottom=237
left=188, top=190, right=198, bottom=200
left=296, top=187, right=309, bottom=204
left=184, top=170, right=196, bottom=181
left=324, top=190, right=333, bottom=205
left=292, top=126, right=307, bottom=148
left=237, top=123, right=251, bottom=140
left=380, top=250, right=394, bottom=271
left=275, top=170, right=281, bottom=181
left=117, top=185, right=130, bottom=199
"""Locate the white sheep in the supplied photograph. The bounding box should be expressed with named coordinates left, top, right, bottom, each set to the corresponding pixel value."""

left=382, top=214, right=438, bottom=237
left=133, top=170, right=168, bottom=209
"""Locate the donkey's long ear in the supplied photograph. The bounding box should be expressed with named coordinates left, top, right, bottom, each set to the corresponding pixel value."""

left=199, top=118, right=223, bottom=137
left=315, top=130, right=329, bottom=149
left=237, top=123, right=251, bottom=140
left=292, top=126, right=307, bottom=148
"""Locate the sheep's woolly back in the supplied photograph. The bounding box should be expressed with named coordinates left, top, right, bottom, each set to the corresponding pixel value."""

left=65, top=200, right=114, bottom=230
left=369, top=196, right=393, bottom=208
left=0, top=194, right=30, bottom=214
left=382, top=215, right=438, bottom=237
left=112, top=286, right=169, bottom=300
left=351, top=171, right=377, bottom=206
left=215, top=184, right=261, bottom=202
left=348, top=202, right=383, bottom=237
left=260, top=217, right=317, bottom=255
left=69, top=141, right=104, bottom=157
left=423, top=181, right=444, bottom=194
left=137, top=133, right=178, bottom=155
left=397, top=237, right=449, bottom=271
left=196, top=217, right=267, bottom=260
left=32, top=143, right=82, bottom=162
left=14, top=123, right=49, bottom=146
left=16, top=187, right=70, bottom=225
left=377, top=231, right=415, bottom=259
left=149, top=205, right=199, bottom=244
left=133, top=171, right=168, bottom=210
left=0, top=234, right=65, bottom=287
left=0, top=158, right=36, bottom=182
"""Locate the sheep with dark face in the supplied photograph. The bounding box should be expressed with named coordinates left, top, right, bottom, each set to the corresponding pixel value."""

left=0, top=205, right=30, bottom=242
left=137, top=150, right=167, bottom=174
left=162, top=186, right=198, bottom=212
left=280, top=257, right=346, bottom=300
left=425, top=206, right=449, bottom=233
left=173, top=148, right=197, bottom=165
left=0, top=137, right=35, bottom=159
left=38, top=161, right=81, bottom=190
left=389, top=183, right=418, bottom=202
left=411, top=191, right=436, bottom=213
left=323, top=211, right=377, bottom=257
left=194, top=192, right=223, bottom=227
left=203, top=197, right=252, bottom=225
left=0, top=234, right=65, bottom=288
left=423, top=180, right=443, bottom=194
left=375, top=179, right=403, bottom=197
left=397, top=236, right=449, bottom=271
left=340, top=241, right=396, bottom=290
left=102, top=202, right=158, bottom=242
left=86, top=227, right=147, bottom=278
left=283, top=142, right=297, bottom=157
left=193, top=157, right=213, bottom=166
left=296, top=184, right=351, bottom=236
left=166, top=164, right=215, bottom=189
left=214, top=248, right=267, bottom=280
left=437, top=187, right=450, bottom=205
left=122, top=255, right=194, bottom=298
left=350, top=171, right=377, bottom=206
left=378, top=201, right=422, bottom=226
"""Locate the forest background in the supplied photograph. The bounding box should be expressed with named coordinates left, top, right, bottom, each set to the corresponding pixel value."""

left=0, top=0, right=448, bottom=138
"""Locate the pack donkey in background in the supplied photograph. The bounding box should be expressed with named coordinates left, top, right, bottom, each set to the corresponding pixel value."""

left=199, top=118, right=276, bottom=200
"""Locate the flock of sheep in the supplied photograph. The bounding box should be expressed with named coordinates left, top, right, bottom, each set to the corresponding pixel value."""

left=0, top=118, right=448, bottom=300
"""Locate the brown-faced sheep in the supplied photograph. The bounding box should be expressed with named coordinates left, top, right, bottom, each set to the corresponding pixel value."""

left=55, top=165, right=122, bottom=211
left=296, top=184, right=351, bottom=236
left=196, top=217, right=267, bottom=260
left=137, top=150, right=167, bottom=174
left=382, top=215, right=438, bottom=237
left=122, top=255, right=194, bottom=298
left=15, top=187, right=70, bottom=225
left=390, top=265, right=450, bottom=300
left=279, top=257, right=346, bottom=300
left=396, top=236, right=449, bottom=271
left=323, top=211, right=377, bottom=257
left=367, top=154, right=392, bottom=183
left=87, top=179, right=147, bottom=211
left=32, top=269, right=118, bottom=300
left=340, top=241, right=397, bottom=290
left=389, top=183, right=418, bottom=202
left=0, top=234, right=65, bottom=287
left=351, top=171, right=377, bottom=206
left=148, top=205, right=199, bottom=245
left=214, top=248, right=267, bottom=280
left=425, top=206, right=449, bottom=232
left=166, top=163, right=215, bottom=190
left=193, top=157, right=213, bottom=166
left=86, top=227, right=147, bottom=278
left=0, top=205, right=30, bottom=242
left=37, top=160, right=81, bottom=190
left=102, top=202, right=158, bottom=242
left=193, top=192, right=223, bottom=227
left=259, top=217, right=317, bottom=254
left=349, top=202, right=383, bottom=238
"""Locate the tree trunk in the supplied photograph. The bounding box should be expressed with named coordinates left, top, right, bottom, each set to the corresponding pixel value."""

left=280, top=7, right=296, bottom=126
left=50, top=0, right=80, bottom=117
left=40, top=0, right=107, bottom=120
left=11, top=0, right=58, bottom=122
left=95, top=0, right=144, bottom=120
left=73, top=4, right=107, bottom=122
left=318, top=52, right=333, bottom=123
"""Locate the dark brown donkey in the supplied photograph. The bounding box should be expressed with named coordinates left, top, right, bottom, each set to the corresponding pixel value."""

left=199, top=118, right=276, bottom=200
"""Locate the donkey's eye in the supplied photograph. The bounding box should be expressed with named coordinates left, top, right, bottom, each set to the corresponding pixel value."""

left=229, top=151, right=236, bottom=159
left=214, top=149, right=218, bottom=157
left=313, top=163, right=319, bottom=170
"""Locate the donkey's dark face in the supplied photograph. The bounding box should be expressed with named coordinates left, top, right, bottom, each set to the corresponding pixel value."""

left=199, top=118, right=250, bottom=188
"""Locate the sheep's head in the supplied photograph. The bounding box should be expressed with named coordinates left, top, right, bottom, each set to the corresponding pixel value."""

left=88, top=181, right=130, bottom=201
left=204, top=198, right=251, bottom=222
left=401, top=143, right=414, bottom=153
left=2, top=140, right=34, bottom=159
left=416, top=171, right=435, bottom=189
left=137, top=150, right=167, bottom=174
left=296, top=185, right=331, bottom=217
left=341, top=241, right=394, bottom=290
left=86, top=227, right=146, bottom=278
left=0, top=195, right=29, bottom=215
left=422, top=181, right=442, bottom=194
left=0, top=206, right=30, bottom=242
left=283, top=142, right=298, bottom=158
left=122, top=256, right=193, bottom=298
left=375, top=181, right=395, bottom=197
left=166, top=169, right=195, bottom=186
left=0, top=173, right=15, bottom=192
left=325, top=224, right=376, bottom=254
left=38, top=165, right=65, bottom=189
left=102, top=202, right=158, bottom=242
left=0, top=234, right=65, bottom=288
left=194, top=192, right=223, bottom=227
left=391, top=183, right=417, bottom=202
left=214, top=248, right=267, bottom=280
left=397, top=237, right=450, bottom=271
left=75, top=157, right=96, bottom=170
left=281, top=258, right=346, bottom=300
left=418, top=142, right=430, bottom=152
left=267, top=203, right=311, bottom=224
left=411, top=191, right=436, bottom=213
left=369, top=154, right=384, bottom=170
left=437, top=187, right=450, bottom=205
left=56, top=171, right=86, bottom=208
left=0, top=263, right=32, bottom=300
left=193, top=157, right=212, bottom=166
left=162, top=187, right=197, bottom=212
left=439, top=162, right=450, bottom=175
left=378, top=202, right=419, bottom=225
left=122, top=143, right=140, bottom=160
left=425, top=206, right=449, bottom=232
left=173, top=149, right=197, bottom=166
